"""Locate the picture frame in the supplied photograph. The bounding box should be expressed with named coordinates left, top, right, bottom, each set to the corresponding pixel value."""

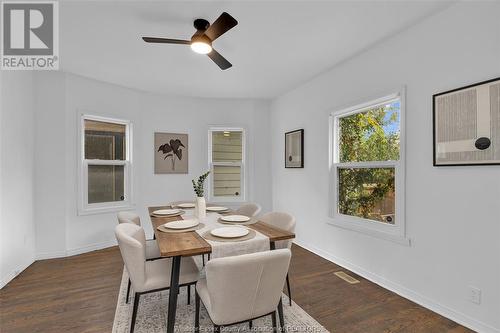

left=154, top=132, right=189, bottom=173
left=285, top=129, right=304, bottom=168
left=433, top=77, right=500, bottom=166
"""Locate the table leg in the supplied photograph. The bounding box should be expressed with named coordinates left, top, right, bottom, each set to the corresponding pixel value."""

left=167, top=256, right=181, bottom=333
left=271, top=241, right=286, bottom=331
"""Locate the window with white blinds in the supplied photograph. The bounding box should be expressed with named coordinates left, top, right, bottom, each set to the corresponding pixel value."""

left=208, top=128, right=245, bottom=202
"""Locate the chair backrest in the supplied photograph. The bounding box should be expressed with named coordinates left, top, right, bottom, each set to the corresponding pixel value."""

left=115, top=223, right=147, bottom=292
left=235, top=203, right=262, bottom=217
left=205, top=249, right=291, bottom=325
left=260, top=212, right=296, bottom=249
left=169, top=201, right=194, bottom=207
left=117, top=211, right=141, bottom=226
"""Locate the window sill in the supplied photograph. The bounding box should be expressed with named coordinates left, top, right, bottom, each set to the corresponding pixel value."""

left=78, top=203, right=136, bottom=216
left=327, top=218, right=411, bottom=246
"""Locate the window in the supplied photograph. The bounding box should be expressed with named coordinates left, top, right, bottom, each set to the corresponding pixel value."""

left=208, top=128, right=245, bottom=202
left=329, top=92, right=407, bottom=243
left=79, top=115, right=132, bottom=214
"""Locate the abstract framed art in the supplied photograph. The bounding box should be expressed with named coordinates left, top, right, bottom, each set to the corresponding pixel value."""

left=433, top=77, right=500, bottom=166
left=285, top=129, right=304, bottom=168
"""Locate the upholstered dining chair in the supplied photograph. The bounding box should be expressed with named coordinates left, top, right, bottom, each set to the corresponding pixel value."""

left=169, top=200, right=194, bottom=207
left=117, top=211, right=161, bottom=303
left=260, top=212, right=296, bottom=306
left=115, top=223, right=200, bottom=333
left=194, top=249, right=291, bottom=333
left=235, top=203, right=262, bottom=217
left=117, top=211, right=161, bottom=259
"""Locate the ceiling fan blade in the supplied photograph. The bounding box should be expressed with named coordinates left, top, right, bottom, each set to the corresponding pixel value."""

left=204, top=12, right=238, bottom=41
left=207, top=49, right=232, bottom=70
left=142, top=37, right=190, bottom=45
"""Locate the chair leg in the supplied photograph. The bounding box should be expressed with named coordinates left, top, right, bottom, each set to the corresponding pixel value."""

left=271, top=311, right=278, bottom=333
left=286, top=273, right=292, bottom=306
left=187, top=285, right=191, bottom=305
left=214, top=325, right=221, bottom=333
left=130, top=293, right=140, bottom=333
left=195, top=291, right=200, bottom=333
left=278, top=298, right=285, bottom=332
left=126, top=278, right=131, bottom=304
left=249, top=320, right=253, bottom=329
left=202, top=254, right=205, bottom=266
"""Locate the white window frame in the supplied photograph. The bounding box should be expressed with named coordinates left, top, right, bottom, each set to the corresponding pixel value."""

left=208, top=127, right=246, bottom=203
left=78, top=114, right=134, bottom=215
left=328, top=90, right=408, bottom=245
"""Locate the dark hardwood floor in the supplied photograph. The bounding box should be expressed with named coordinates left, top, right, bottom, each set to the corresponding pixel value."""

left=0, top=247, right=123, bottom=333
left=288, top=245, right=472, bottom=333
left=0, top=245, right=472, bottom=333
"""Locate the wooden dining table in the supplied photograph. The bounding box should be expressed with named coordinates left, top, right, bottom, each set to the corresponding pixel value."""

left=148, top=205, right=296, bottom=333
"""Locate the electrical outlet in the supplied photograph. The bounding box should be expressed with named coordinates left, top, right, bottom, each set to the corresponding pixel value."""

left=469, top=286, right=481, bottom=304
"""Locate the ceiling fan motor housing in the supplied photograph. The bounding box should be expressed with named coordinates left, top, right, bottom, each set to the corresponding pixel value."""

left=194, top=18, right=210, bottom=31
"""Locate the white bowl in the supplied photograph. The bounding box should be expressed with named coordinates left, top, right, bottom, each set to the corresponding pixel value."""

left=164, top=219, right=199, bottom=230
left=211, top=227, right=249, bottom=238
left=153, top=209, right=181, bottom=216
left=220, top=215, right=250, bottom=222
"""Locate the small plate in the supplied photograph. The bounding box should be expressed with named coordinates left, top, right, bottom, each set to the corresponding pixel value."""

left=176, top=203, right=195, bottom=208
left=206, top=206, right=229, bottom=212
left=220, top=215, right=250, bottom=223
left=153, top=209, right=181, bottom=216
left=210, top=227, right=249, bottom=238
left=164, top=219, right=199, bottom=230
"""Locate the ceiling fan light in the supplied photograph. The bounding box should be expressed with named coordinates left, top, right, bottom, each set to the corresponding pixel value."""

left=191, top=41, right=212, bottom=54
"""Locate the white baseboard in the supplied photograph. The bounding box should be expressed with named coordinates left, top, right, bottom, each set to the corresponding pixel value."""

left=36, top=239, right=117, bottom=260
left=0, top=256, right=35, bottom=289
left=3, top=240, right=118, bottom=288
left=35, top=249, right=68, bottom=260
left=66, top=239, right=117, bottom=257
left=294, top=239, right=499, bottom=333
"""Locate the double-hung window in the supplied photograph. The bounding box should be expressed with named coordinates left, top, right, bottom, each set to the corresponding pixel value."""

left=79, top=115, right=132, bottom=214
left=208, top=127, right=245, bottom=202
left=329, top=92, right=407, bottom=243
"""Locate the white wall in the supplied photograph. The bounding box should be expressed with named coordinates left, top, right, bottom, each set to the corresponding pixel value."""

left=34, top=72, right=272, bottom=257
left=34, top=72, right=68, bottom=258
left=0, top=71, right=36, bottom=288
left=270, top=2, right=500, bottom=333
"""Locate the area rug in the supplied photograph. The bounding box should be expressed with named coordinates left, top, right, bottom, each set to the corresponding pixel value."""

left=112, top=265, right=329, bottom=333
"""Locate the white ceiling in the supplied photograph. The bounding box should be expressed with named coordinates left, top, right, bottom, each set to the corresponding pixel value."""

left=60, top=1, right=452, bottom=99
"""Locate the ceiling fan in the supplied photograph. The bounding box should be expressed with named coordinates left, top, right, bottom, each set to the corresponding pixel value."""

left=142, top=12, right=238, bottom=70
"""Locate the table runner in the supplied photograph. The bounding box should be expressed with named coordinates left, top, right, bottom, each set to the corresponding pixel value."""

left=191, top=212, right=270, bottom=259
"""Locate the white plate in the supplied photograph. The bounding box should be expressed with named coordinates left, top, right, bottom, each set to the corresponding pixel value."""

left=176, top=203, right=195, bottom=208
left=210, top=227, right=249, bottom=238
left=164, top=219, right=199, bottom=230
left=153, top=209, right=181, bottom=216
left=206, top=206, right=229, bottom=212
left=220, top=215, right=250, bottom=222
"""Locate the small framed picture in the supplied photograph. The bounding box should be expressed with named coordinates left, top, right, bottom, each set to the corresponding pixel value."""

left=154, top=132, right=189, bottom=173
left=433, top=77, right=500, bottom=166
left=285, top=129, right=304, bottom=168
